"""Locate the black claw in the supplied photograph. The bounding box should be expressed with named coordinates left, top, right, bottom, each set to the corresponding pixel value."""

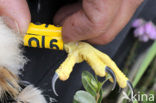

left=52, top=73, right=59, bottom=96
left=127, top=80, right=134, bottom=100
left=105, top=66, right=117, bottom=90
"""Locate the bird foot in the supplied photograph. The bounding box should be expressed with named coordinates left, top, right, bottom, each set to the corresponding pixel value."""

left=52, top=42, right=134, bottom=97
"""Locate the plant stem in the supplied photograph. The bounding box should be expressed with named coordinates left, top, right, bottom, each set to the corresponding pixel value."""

left=133, top=41, right=156, bottom=88
left=124, top=40, right=139, bottom=73
left=141, top=57, right=156, bottom=91
left=96, top=75, right=111, bottom=103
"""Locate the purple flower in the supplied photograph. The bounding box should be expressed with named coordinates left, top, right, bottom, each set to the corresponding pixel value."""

left=134, top=25, right=145, bottom=37
left=133, top=19, right=156, bottom=42
left=144, top=21, right=156, bottom=40
left=132, top=19, right=145, bottom=28
left=139, top=34, right=149, bottom=42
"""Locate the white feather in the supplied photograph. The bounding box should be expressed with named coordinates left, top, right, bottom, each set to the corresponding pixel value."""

left=17, top=85, right=47, bottom=103
left=0, top=17, right=27, bottom=75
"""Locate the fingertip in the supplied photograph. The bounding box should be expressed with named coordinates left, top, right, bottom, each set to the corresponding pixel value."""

left=0, top=0, right=31, bottom=34
left=11, top=0, right=31, bottom=34
left=18, top=13, right=31, bottom=34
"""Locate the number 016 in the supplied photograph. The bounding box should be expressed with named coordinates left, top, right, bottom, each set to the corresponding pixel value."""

left=24, top=34, right=64, bottom=50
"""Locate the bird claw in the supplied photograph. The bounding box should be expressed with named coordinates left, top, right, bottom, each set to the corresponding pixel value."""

left=127, top=80, right=134, bottom=100
left=105, top=66, right=117, bottom=90
left=51, top=42, right=134, bottom=97
left=52, top=67, right=134, bottom=97
left=52, top=73, right=59, bottom=96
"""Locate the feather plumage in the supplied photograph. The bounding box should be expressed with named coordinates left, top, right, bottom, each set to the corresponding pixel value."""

left=16, top=85, right=47, bottom=103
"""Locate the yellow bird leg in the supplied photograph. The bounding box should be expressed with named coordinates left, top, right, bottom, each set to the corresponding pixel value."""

left=56, top=53, right=81, bottom=81
left=56, top=42, right=84, bottom=80
left=52, top=42, right=133, bottom=96
left=56, top=42, right=128, bottom=87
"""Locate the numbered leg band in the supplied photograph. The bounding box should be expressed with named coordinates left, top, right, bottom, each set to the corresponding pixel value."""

left=24, top=23, right=64, bottom=50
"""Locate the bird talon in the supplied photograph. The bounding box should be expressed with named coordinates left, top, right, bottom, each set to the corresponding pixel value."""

left=105, top=66, right=117, bottom=90
left=53, top=42, right=134, bottom=97
left=52, top=73, right=59, bottom=96
left=127, top=80, right=134, bottom=100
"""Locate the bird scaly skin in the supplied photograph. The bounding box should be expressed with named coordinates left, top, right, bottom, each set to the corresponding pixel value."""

left=56, top=42, right=128, bottom=88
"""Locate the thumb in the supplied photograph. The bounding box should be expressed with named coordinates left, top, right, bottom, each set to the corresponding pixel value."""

left=0, top=0, right=31, bottom=34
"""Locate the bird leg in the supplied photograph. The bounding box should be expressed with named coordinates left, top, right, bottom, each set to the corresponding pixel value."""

left=52, top=42, right=134, bottom=96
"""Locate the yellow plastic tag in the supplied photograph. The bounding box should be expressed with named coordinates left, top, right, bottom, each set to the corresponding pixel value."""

left=24, top=23, right=64, bottom=50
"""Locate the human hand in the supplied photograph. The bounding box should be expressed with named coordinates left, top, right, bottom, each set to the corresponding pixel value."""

left=0, top=0, right=30, bottom=34
left=54, top=0, right=143, bottom=44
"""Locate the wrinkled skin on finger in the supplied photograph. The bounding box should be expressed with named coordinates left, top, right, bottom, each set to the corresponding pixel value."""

left=0, top=0, right=30, bottom=34
left=54, top=0, right=143, bottom=44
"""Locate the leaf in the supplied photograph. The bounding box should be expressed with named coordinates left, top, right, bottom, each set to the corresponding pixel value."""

left=73, top=100, right=79, bottom=103
left=81, top=71, right=97, bottom=97
left=91, top=78, right=98, bottom=89
left=73, top=90, right=96, bottom=103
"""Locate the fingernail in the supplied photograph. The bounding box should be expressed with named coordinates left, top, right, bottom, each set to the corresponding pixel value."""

left=2, top=16, right=20, bottom=33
